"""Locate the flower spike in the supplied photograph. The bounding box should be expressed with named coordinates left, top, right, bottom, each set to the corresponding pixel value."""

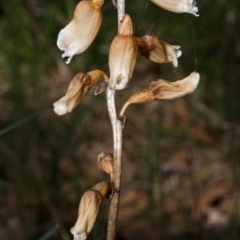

left=109, top=14, right=138, bottom=90
left=53, top=70, right=108, bottom=115
left=136, top=34, right=182, bottom=67
left=150, top=0, right=199, bottom=16
left=120, top=72, right=200, bottom=116
left=57, top=0, right=104, bottom=64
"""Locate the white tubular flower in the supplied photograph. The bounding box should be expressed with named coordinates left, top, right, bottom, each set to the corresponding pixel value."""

left=109, top=14, right=138, bottom=90
left=150, top=0, right=199, bottom=16
left=57, top=0, right=104, bottom=64
left=120, top=72, right=200, bottom=116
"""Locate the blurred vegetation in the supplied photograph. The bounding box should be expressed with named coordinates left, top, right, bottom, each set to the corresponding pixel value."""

left=0, top=0, right=240, bottom=239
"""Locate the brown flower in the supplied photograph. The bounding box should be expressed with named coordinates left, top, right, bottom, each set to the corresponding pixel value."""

left=70, top=181, right=111, bottom=240
left=109, top=14, right=138, bottom=90
left=57, top=0, right=105, bottom=64
left=136, top=34, right=182, bottom=67
left=120, top=72, right=200, bottom=116
left=53, top=70, right=108, bottom=115
left=70, top=189, right=103, bottom=240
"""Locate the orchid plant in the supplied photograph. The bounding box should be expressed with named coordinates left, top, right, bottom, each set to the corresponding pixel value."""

left=54, top=0, right=200, bottom=239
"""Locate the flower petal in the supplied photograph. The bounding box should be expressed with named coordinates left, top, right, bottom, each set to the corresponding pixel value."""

left=137, top=35, right=182, bottom=67
left=150, top=0, right=199, bottom=16
left=57, top=0, right=104, bottom=64
left=119, top=72, right=200, bottom=116
left=149, top=71, right=200, bottom=99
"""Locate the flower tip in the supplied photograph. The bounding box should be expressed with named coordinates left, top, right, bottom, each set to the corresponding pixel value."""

left=61, top=52, right=74, bottom=64
left=168, top=45, right=181, bottom=67
left=176, top=49, right=182, bottom=58
left=53, top=101, right=67, bottom=116
left=57, top=34, right=74, bottom=64
left=188, top=6, right=199, bottom=16
left=70, top=228, right=87, bottom=240
left=187, top=71, right=200, bottom=92
left=191, top=71, right=200, bottom=86
left=65, top=58, right=71, bottom=64
left=188, top=1, right=199, bottom=17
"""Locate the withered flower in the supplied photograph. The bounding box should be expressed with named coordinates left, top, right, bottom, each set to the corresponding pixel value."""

left=97, top=152, right=114, bottom=181
left=150, top=0, right=199, bottom=16
left=120, top=72, right=200, bottom=116
left=109, top=14, right=138, bottom=90
left=57, top=0, right=104, bottom=64
left=136, top=34, right=182, bottom=67
left=53, top=70, right=108, bottom=115
left=70, top=189, right=103, bottom=240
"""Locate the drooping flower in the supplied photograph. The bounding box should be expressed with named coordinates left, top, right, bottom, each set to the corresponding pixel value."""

left=150, top=0, right=199, bottom=16
left=136, top=34, right=182, bottom=67
left=53, top=70, right=108, bottom=115
left=57, top=0, right=104, bottom=64
left=109, top=14, right=138, bottom=90
left=119, top=72, right=200, bottom=116
left=70, top=190, right=102, bottom=240
left=70, top=181, right=110, bottom=240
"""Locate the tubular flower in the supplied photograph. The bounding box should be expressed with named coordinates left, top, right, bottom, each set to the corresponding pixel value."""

left=119, top=72, right=200, bottom=116
left=53, top=70, right=108, bottom=115
left=150, top=0, right=199, bottom=16
left=109, top=14, right=138, bottom=90
left=57, top=0, right=104, bottom=64
left=136, top=34, right=182, bottom=67
left=70, top=189, right=103, bottom=240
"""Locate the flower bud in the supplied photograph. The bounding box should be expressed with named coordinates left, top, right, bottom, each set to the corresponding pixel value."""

left=70, top=189, right=103, bottom=240
left=57, top=0, right=104, bottom=64
left=97, top=152, right=114, bottom=180
left=53, top=70, right=108, bottom=115
left=109, top=14, right=138, bottom=90
left=120, top=72, right=200, bottom=116
left=136, top=35, right=182, bottom=67
left=150, top=0, right=199, bottom=16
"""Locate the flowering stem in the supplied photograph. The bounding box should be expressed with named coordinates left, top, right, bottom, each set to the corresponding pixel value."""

left=106, top=1, right=125, bottom=240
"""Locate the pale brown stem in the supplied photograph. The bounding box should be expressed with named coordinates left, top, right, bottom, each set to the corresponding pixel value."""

left=106, top=1, right=125, bottom=240
left=106, top=88, right=122, bottom=240
left=119, top=101, right=130, bottom=117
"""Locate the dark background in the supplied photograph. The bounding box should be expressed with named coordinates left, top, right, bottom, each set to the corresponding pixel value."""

left=0, top=0, right=239, bottom=239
